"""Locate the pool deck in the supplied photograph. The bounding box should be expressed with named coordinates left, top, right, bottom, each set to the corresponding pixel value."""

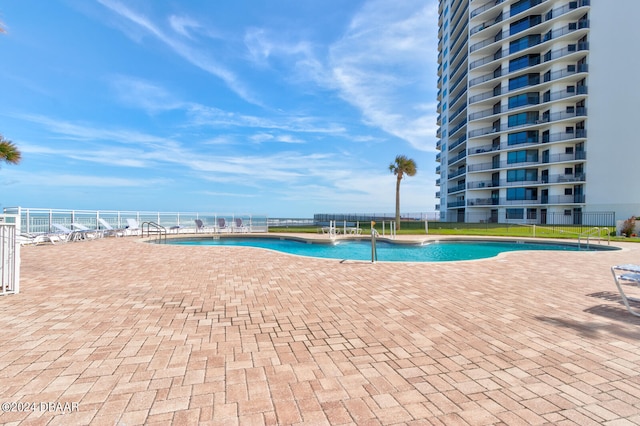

left=1, top=234, right=640, bottom=425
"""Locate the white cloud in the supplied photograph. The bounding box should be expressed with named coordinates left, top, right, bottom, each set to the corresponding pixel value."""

left=327, top=0, right=439, bottom=152
left=168, top=15, right=200, bottom=39
left=1, top=169, right=169, bottom=188
left=97, top=0, right=260, bottom=105
left=109, top=76, right=186, bottom=112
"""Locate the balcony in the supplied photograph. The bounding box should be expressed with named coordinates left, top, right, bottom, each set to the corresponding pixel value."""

left=467, top=194, right=585, bottom=206
left=447, top=200, right=466, bottom=208
left=469, top=25, right=590, bottom=71
left=469, top=108, right=587, bottom=139
left=449, top=135, right=467, bottom=152
left=449, top=168, right=466, bottom=179
left=470, top=0, right=589, bottom=37
left=469, top=63, right=588, bottom=105
left=449, top=118, right=468, bottom=138
left=469, top=86, right=588, bottom=121
left=447, top=183, right=466, bottom=194
left=468, top=130, right=587, bottom=155
left=470, top=0, right=505, bottom=19
left=470, top=2, right=590, bottom=54
left=467, top=173, right=586, bottom=189
left=467, top=151, right=587, bottom=172
left=448, top=151, right=467, bottom=166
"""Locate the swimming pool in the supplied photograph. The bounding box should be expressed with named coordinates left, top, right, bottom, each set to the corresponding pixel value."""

left=164, top=237, right=615, bottom=262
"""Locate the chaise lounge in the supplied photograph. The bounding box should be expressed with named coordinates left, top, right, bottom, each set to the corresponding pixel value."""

left=611, top=264, right=640, bottom=316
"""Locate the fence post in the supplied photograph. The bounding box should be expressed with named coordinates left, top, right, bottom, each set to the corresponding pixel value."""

left=0, top=215, right=19, bottom=295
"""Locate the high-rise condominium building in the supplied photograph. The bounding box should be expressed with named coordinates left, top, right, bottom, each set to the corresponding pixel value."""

left=435, top=0, right=640, bottom=224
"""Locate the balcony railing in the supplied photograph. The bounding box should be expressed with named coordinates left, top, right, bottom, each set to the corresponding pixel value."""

left=470, top=0, right=505, bottom=19
left=447, top=183, right=466, bottom=194
left=469, top=86, right=588, bottom=121
left=468, top=130, right=587, bottom=155
left=469, top=108, right=587, bottom=138
left=467, top=173, right=586, bottom=189
left=468, top=151, right=586, bottom=172
left=467, top=194, right=585, bottom=206
left=470, top=0, right=589, bottom=36
left=448, top=151, right=467, bottom=165
left=470, top=58, right=587, bottom=94
left=449, top=118, right=468, bottom=137
left=447, top=200, right=466, bottom=208
left=449, top=168, right=466, bottom=179
left=469, top=24, right=589, bottom=70
left=449, top=135, right=467, bottom=152
left=470, top=2, right=590, bottom=52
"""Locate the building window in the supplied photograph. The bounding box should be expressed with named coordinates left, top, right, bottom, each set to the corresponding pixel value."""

left=564, top=168, right=573, bottom=175
left=507, top=131, right=539, bottom=145
left=511, top=0, right=543, bottom=16
left=565, top=188, right=573, bottom=195
left=507, top=187, right=537, bottom=200
left=510, top=15, right=542, bottom=36
left=509, top=34, right=541, bottom=55
left=506, top=208, right=525, bottom=219
left=527, top=208, right=537, bottom=220
left=509, top=73, right=540, bottom=90
left=508, top=92, right=540, bottom=109
left=508, top=111, right=539, bottom=127
left=507, top=169, right=538, bottom=182
left=507, top=150, right=539, bottom=164
left=564, top=209, right=572, bottom=216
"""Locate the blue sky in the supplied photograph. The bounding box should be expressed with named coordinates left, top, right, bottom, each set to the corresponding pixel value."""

left=0, top=0, right=439, bottom=218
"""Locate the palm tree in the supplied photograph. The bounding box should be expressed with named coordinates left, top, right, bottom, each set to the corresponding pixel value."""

left=389, top=155, right=417, bottom=231
left=0, top=135, right=22, bottom=167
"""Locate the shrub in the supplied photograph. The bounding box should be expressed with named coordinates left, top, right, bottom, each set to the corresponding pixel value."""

left=621, top=216, right=637, bottom=237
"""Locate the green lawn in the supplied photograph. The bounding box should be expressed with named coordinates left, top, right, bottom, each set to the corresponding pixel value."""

left=268, top=222, right=631, bottom=242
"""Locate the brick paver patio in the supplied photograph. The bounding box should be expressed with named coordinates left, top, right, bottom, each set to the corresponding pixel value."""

left=1, top=235, right=639, bottom=425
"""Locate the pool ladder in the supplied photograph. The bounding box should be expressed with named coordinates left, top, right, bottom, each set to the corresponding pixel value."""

left=578, top=227, right=610, bottom=250
left=141, top=221, right=167, bottom=243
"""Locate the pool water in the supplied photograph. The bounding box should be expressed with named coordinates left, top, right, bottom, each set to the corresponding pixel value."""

left=166, top=237, right=601, bottom=262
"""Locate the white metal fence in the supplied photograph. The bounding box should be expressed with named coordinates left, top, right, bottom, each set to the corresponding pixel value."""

left=0, top=214, right=20, bottom=295
left=2, top=207, right=269, bottom=234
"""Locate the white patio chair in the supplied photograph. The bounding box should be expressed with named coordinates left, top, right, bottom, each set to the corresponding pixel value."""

left=125, top=219, right=141, bottom=236
left=98, top=218, right=125, bottom=237
left=611, top=264, right=640, bottom=317
left=195, top=219, right=213, bottom=233
left=72, top=223, right=102, bottom=239
left=52, top=224, right=82, bottom=242
left=232, top=218, right=248, bottom=233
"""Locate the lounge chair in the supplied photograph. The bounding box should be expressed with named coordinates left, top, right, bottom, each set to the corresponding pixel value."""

left=217, top=218, right=229, bottom=233
left=52, top=224, right=83, bottom=242
left=98, top=218, right=125, bottom=237
left=195, top=219, right=210, bottom=233
left=72, top=223, right=102, bottom=239
left=125, top=218, right=141, bottom=236
left=18, top=233, right=60, bottom=245
left=611, top=264, right=640, bottom=316
left=232, top=218, right=248, bottom=233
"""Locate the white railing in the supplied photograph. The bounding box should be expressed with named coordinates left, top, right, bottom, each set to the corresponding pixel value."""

left=0, top=215, right=20, bottom=295
left=578, top=227, right=611, bottom=249
left=2, top=207, right=269, bottom=234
